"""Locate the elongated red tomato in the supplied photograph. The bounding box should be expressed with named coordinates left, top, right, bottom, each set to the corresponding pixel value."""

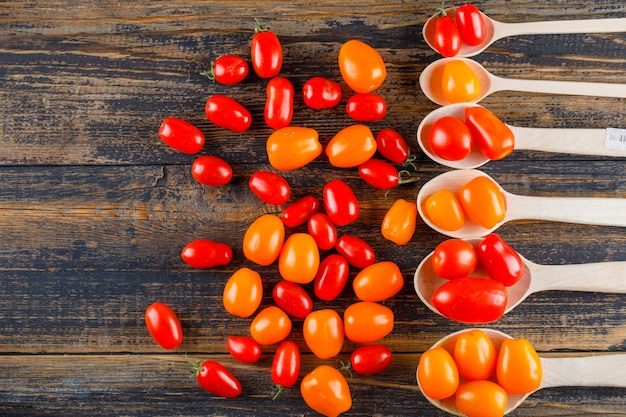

left=358, top=158, right=417, bottom=190
left=203, top=54, right=249, bottom=85
left=376, top=129, right=409, bottom=164
left=303, top=76, right=342, bottom=110
left=456, top=4, right=487, bottom=47
left=350, top=344, right=393, bottom=375
left=477, top=233, right=523, bottom=286
left=250, top=306, right=292, bottom=345
left=434, top=13, right=461, bottom=57
left=266, top=126, right=322, bottom=171
left=303, top=309, right=344, bottom=359
left=181, top=239, right=232, bottom=269
left=223, top=267, right=263, bottom=318
left=301, top=365, right=352, bottom=417
left=353, top=261, right=403, bottom=302
left=428, top=116, right=473, bottom=161
left=336, top=234, right=375, bottom=269
left=431, top=238, right=478, bottom=279
left=338, top=39, right=386, bottom=93
left=187, top=358, right=242, bottom=398
left=308, top=213, right=337, bottom=250
left=431, top=277, right=508, bottom=323
left=226, top=335, right=262, bottom=364
left=249, top=171, right=291, bottom=205
left=145, top=302, right=183, bottom=350
left=465, top=106, right=515, bottom=161
left=323, top=180, right=359, bottom=226
left=243, top=214, right=285, bottom=266
left=205, top=95, right=252, bottom=132
left=272, top=340, right=300, bottom=399
left=281, top=195, right=319, bottom=228
left=265, top=77, right=294, bottom=129
left=191, top=155, right=233, bottom=186
left=278, top=233, right=320, bottom=284
left=314, top=254, right=349, bottom=301
left=272, top=280, right=313, bottom=319
left=343, top=301, right=394, bottom=343
left=158, top=117, right=205, bottom=155
left=251, top=19, right=282, bottom=78
left=326, top=124, right=377, bottom=168
left=381, top=198, right=418, bottom=245
left=346, top=93, right=387, bottom=122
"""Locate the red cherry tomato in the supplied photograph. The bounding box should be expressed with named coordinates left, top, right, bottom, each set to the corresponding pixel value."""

left=465, top=106, right=515, bottom=161
left=346, top=93, right=387, bottom=122
left=477, top=233, right=524, bottom=286
left=336, top=234, right=375, bottom=269
left=251, top=19, right=282, bottom=78
left=158, top=117, right=205, bottom=155
left=203, top=54, right=249, bottom=85
left=249, top=171, right=291, bottom=205
left=187, top=358, right=242, bottom=398
left=428, top=116, right=473, bottom=161
left=191, top=155, right=233, bottom=186
left=205, top=95, right=252, bottom=133
left=181, top=239, right=232, bottom=269
left=431, top=277, right=508, bottom=323
left=266, top=126, right=322, bottom=171
left=145, top=302, right=183, bottom=350
left=303, top=76, right=342, bottom=110
left=343, top=301, right=394, bottom=343
left=433, top=13, right=461, bottom=57
left=307, top=212, right=338, bottom=251
left=323, top=179, right=359, bottom=226
left=272, top=280, right=313, bottom=319
left=271, top=341, right=300, bottom=399
left=314, top=254, right=349, bottom=301
left=358, top=158, right=416, bottom=190
left=281, top=195, right=319, bottom=228
left=338, top=39, right=386, bottom=93
left=265, top=77, right=294, bottom=129
left=375, top=128, right=409, bottom=164
left=455, top=4, right=487, bottom=47
left=431, top=238, right=478, bottom=279
left=226, top=335, right=262, bottom=364
left=350, top=344, right=393, bottom=375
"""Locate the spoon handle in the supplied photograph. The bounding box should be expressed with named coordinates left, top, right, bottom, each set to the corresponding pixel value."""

left=494, top=18, right=626, bottom=41
left=490, top=76, right=626, bottom=99
left=511, top=126, right=626, bottom=157
left=530, top=262, right=626, bottom=293
left=540, top=354, right=626, bottom=389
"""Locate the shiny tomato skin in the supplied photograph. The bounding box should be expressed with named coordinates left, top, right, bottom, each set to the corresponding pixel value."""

left=465, top=106, right=515, bottom=161
left=326, top=124, right=377, bottom=168
left=456, top=4, right=487, bottom=47
left=210, top=54, right=249, bottom=84
left=434, top=15, right=462, bottom=57
left=428, top=116, right=473, bottom=161
left=250, top=306, right=292, bottom=345
left=281, top=195, right=320, bottom=228
left=459, top=176, right=506, bottom=229
left=453, top=329, right=497, bottom=381
left=251, top=22, right=282, bottom=78
left=477, top=233, right=523, bottom=286
left=243, top=214, right=285, bottom=266
left=249, top=171, right=291, bottom=205
left=353, top=261, right=404, bottom=302
left=338, top=39, right=386, bottom=93
left=190, top=360, right=242, bottom=398
left=278, top=233, right=320, bottom=284
left=308, top=213, right=338, bottom=250
left=272, top=340, right=300, bottom=390
left=358, top=158, right=399, bottom=190
left=158, top=117, right=205, bottom=155
left=346, top=93, right=387, bottom=122
left=343, top=301, right=394, bottom=343
left=191, top=155, right=233, bottom=186
left=303, top=309, right=344, bottom=359
left=350, top=344, right=393, bottom=375
left=431, top=238, right=478, bottom=279
left=381, top=198, right=418, bottom=245
left=145, top=302, right=183, bottom=350
left=441, top=60, right=481, bottom=103
left=431, top=277, right=508, bottom=323
left=417, top=347, right=459, bottom=400
left=303, top=76, right=342, bottom=110
left=375, top=128, right=409, bottom=164
left=336, top=234, right=375, bottom=269
left=323, top=180, right=359, bottom=226
left=301, top=365, right=352, bottom=417
left=314, top=254, right=349, bottom=301
left=265, top=77, right=294, bottom=129
left=205, top=94, right=252, bottom=132
left=181, top=239, right=233, bottom=269
left=223, top=267, right=263, bottom=318
left=226, top=336, right=262, bottom=364
left=266, top=126, right=322, bottom=171
left=455, top=380, right=508, bottom=417
left=497, top=338, right=542, bottom=394
left=273, top=280, right=313, bottom=319
left=423, top=189, right=466, bottom=231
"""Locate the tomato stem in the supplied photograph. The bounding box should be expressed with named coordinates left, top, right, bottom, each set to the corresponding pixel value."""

left=200, top=61, right=216, bottom=82
left=401, top=153, right=418, bottom=171
left=185, top=355, right=202, bottom=378
left=271, top=384, right=286, bottom=401
left=254, top=18, right=270, bottom=33
left=336, top=360, right=353, bottom=378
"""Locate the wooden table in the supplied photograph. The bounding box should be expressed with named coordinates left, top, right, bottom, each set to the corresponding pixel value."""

left=1, top=1, right=625, bottom=416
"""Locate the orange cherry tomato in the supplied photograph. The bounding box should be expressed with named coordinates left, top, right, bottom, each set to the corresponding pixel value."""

left=223, top=267, right=263, bottom=318
left=441, top=60, right=481, bottom=103
left=381, top=198, right=417, bottom=245
left=338, top=39, right=386, bottom=94
left=423, top=189, right=466, bottom=231
left=303, top=309, right=344, bottom=359
left=455, top=380, right=508, bottom=417
left=301, top=365, right=352, bottom=417
left=343, top=301, right=394, bottom=343
left=266, top=126, right=322, bottom=170
left=465, top=106, right=515, bottom=161
left=243, top=214, right=285, bottom=266
left=278, top=233, right=320, bottom=284
left=459, top=176, right=507, bottom=229
left=496, top=338, right=542, bottom=394
left=353, top=261, right=404, bottom=302
left=417, top=347, right=459, bottom=400
left=453, top=329, right=497, bottom=381
left=325, top=124, right=377, bottom=168
left=250, top=306, right=292, bottom=345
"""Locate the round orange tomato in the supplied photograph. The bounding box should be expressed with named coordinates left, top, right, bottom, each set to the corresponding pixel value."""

left=343, top=301, right=394, bottom=343
left=278, top=233, right=320, bottom=284
left=458, top=176, right=506, bottom=229
left=338, top=39, right=386, bottom=93
left=417, top=347, right=459, bottom=400
left=223, top=267, right=263, bottom=318
left=352, top=261, right=404, bottom=302
left=250, top=306, right=292, bottom=345
left=455, top=380, right=508, bottom=417
left=325, top=124, right=377, bottom=168
left=453, top=329, right=497, bottom=380
left=381, top=198, right=417, bottom=245
left=496, top=338, right=542, bottom=394
left=440, top=59, right=481, bottom=103
left=301, top=365, right=352, bottom=417
left=423, top=189, right=466, bottom=231
left=303, top=309, right=344, bottom=359
left=243, top=214, right=285, bottom=266
left=266, top=126, right=322, bottom=170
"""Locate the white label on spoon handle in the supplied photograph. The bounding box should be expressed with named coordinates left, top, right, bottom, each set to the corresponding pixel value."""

left=605, top=128, right=626, bottom=150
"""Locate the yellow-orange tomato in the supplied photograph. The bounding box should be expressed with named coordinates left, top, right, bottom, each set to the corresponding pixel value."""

left=326, top=124, right=377, bottom=168
left=455, top=380, right=508, bottom=417
left=223, top=267, right=263, bottom=318
left=338, top=39, right=386, bottom=94
left=353, top=261, right=404, bottom=302
left=497, top=338, right=542, bottom=394
left=453, top=329, right=497, bottom=381
left=423, top=189, right=466, bottom=231
left=459, top=176, right=506, bottom=229
left=343, top=301, right=394, bottom=343
left=250, top=306, right=292, bottom=345
left=417, top=347, right=459, bottom=400
left=266, top=126, right=322, bottom=170
left=441, top=60, right=481, bottom=103
left=381, top=198, right=417, bottom=245
left=303, top=309, right=344, bottom=359
left=243, top=214, right=285, bottom=266
left=301, top=365, right=352, bottom=417
left=278, top=233, right=320, bottom=284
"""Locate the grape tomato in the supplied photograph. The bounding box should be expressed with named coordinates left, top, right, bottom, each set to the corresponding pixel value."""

left=223, top=267, right=263, bottom=318
left=271, top=340, right=300, bottom=395
left=242, top=214, right=285, bottom=266
left=251, top=19, right=283, bottom=78
left=441, top=60, right=481, bottom=103
left=350, top=344, right=393, bottom=375
left=300, top=365, right=352, bottom=417
left=308, top=212, right=338, bottom=250
left=427, top=115, right=473, bottom=161
left=455, top=380, right=507, bottom=417
left=158, top=117, right=205, bottom=155
left=496, top=338, right=542, bottom=394
left=265, top=76, right=294, bottom=129
left=281, top=195, right=320, bottom=228
left=205, top=94, right=252, bottom=132
left=303, top=309, right=344, bottom=359
left=188, top=359, right=242, bottom=398
left=326, top=124, right=377, bottom=168
left=145, top=302, right=183, bottom=350
left=191, top=155, right=233, bottom=186
left=248, top=170, right=291, bottom=206
left=250, top=306, right=292, bottom=345
left=181, top=239, right=233, bottom=269
left=266, top=126, right=322, bottom=171
left=346, top=93, right=387, bottom=122
left=204, top=54, right=249, bottom=85
left=434, top=13, right=462, bottom=57
left=455, top=4, right=487, bottom=47
left=375, top=128, right=410, bottom=164
left=323, top=180, right=360, bottom=226
left=453, top=329, right=497, bottom=381
left=477, top=233, right=523, bottom=286
left=459, top=175, right=506, bottom=229
left=353, top=261, right=404, bottom=302
left=431, top=277, right=507, bottom=323
left=417, top=347, right=459, bottom=400
left=465, top=106, right=515, bottom=161
left=381, top=198, right=417, bottom=245
left=314, top=254, right=349, bottom=301
left=423, top=188, right=466, bottom=231
left=303, top=76, right=342, bottom=110
left=431, top=238, right=477, bottom=280
left=272, top=280, right=313, bottom=319
left=343, top=301, right=394, bottom=343
left=336, top=234, right=375, bottom=269
left=338, top=39, right=386, bottom=93
left=226, top=335, right=262, bottom=364
left=278, top=233, right=320, bottom=284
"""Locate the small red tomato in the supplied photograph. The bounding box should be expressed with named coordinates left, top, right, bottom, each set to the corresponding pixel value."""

left=145, top=302, right=183, bottom=350
left=191, top=155, right=233, bottom=186
left=346, top=93, right=387, bottom=122
left=307, top=213, right=338, bottom=251
left=433, top=14, right=461, bottom=57
left=303, top=76, right=342, bottom=110
left=336, top=234, right=375, bottom=269
left=272, top=280, right=313, bottom=319
left=187, top=358, right=242, bottom=398
left=431, top=238, right=478, bottom=280
left=350, top=344, right=392, bottom=375
left=265, top=77, right=294, bottom=129
left=281, top=195, right=320, bottom=228
left=432, top=277, right=508, bottom=323
left=323, top=179, right=359, bottom=226
left=465, top=106, right=515, bottom=161
left=226, top=335, right=262, bottom=364
left=376, top=128, right=410, bottom=164
left=358, top=158, right=412, bottom=190
left=455, top=4, right=487, bottom=47
left=181, top=239, right=232, bottom=269
left=203, top=54, right=249, bottom=85
left=158, top=117, right=205, bottom=155
left=251, top=19, right=283, bottom=78
left=477, top=233, right=523, bottom=286
left=272, top=340, right=301, bottom=398
left=314, top=254, right=349, bottom=301
left=428, top=116, right=473, bottom=161
left=249, top=171, right=291, bottom=205
left=205, top=95, right=252, bottom=133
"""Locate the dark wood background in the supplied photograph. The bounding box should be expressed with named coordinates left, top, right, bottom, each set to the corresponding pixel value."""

left=1, top=1, right=625, bottom=416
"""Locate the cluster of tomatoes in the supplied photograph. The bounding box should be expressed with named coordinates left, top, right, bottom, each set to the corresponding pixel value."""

left=433, top=3, right=487, bottom=57
left=418, top=329, right=542, bottom=417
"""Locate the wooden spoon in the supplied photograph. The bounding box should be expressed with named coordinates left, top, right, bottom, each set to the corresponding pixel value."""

left=417, top=328, right=626, bottom=416
left=417, top=169, right=626, bottom=239
left=423, top=8, right=626, bottom=58
left=419, top=57, right=626, bottom=106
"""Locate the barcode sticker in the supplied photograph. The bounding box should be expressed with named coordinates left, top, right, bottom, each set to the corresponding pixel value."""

left=605, top=128, right=626, bottom=150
